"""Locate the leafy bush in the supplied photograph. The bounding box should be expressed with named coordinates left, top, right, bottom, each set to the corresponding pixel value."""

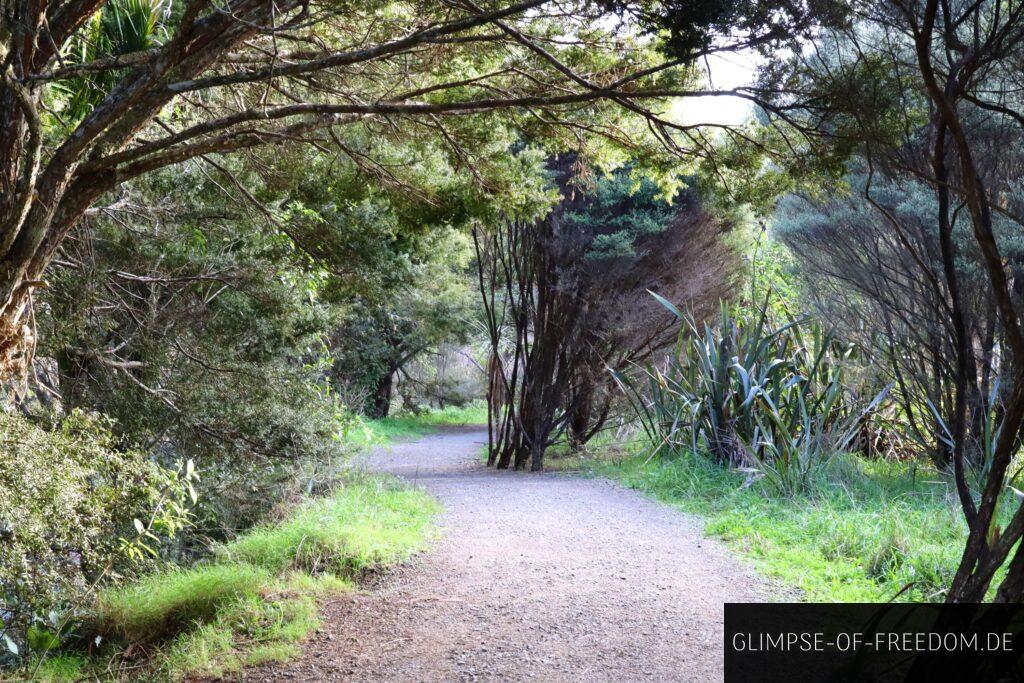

left=38, top=165, right=354, bottom=553
left=0, top=410, right=192, bottom=663
left=616, top=295, right=888, bottom=494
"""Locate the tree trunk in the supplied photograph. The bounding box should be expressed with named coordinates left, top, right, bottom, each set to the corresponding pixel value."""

left=568, top=378, right=594, bottom=451
left=529, top=436, right=544, bottom=472
left=368, top=372, right=394, bottom=419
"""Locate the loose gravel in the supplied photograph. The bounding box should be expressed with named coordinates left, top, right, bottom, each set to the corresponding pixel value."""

left=247, top=426, right=770, bottom=682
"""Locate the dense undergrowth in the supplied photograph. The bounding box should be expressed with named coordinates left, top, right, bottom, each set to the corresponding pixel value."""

left=576, top=442, right=1012, bottom=603
left=22, top=476, right=439, bottom=682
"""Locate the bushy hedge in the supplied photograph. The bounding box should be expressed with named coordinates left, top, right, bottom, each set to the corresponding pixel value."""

left=0, top=410, right=192, bottom=663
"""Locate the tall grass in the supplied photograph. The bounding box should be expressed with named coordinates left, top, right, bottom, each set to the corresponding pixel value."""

left=222, top=477, right=440, bottom=575
left=92, top=564, right=273, bottom=644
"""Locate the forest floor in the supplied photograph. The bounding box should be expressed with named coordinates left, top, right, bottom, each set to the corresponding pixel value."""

left=248, top=426, right=771, bottom=682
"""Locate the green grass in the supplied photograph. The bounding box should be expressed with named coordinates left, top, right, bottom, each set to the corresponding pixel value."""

left=26, top=655, right=88, bottom=683
left=35, top=475, right=439, bottom=681
left=586, top=444, right=1012, bottom=602
left=347, top=403, right=488, bottom=447
left=93, top=563, right=273, bottom=644
left=221, top=477, right=440, bottom=575
left=159, top=583, right=321, bottom=680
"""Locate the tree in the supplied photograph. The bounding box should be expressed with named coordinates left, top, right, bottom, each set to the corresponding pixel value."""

left=31, top=113, right=546, bottom=530
left=893, top=0, right=1024, bottom=604
left=0, top=0, right=820, bottom=377
left=776, top=173, right=1024, bottom=467
left=35, top=160, right=349, bottom=537
left=329, top=229, right=477, bottom=419
left=477, top=160, right=737, bottom=470
left=757, top=0, right=1024, bottom=602
left=558, top=165, right=739, bottom=447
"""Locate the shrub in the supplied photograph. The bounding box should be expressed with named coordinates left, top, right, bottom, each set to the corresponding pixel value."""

left=616, top=295, right=889, bottom=495
left=0, top=410, right=192, bottom=663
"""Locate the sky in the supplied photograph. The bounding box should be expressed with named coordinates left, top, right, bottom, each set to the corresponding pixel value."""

left=673, top=51, right=759, bottom=127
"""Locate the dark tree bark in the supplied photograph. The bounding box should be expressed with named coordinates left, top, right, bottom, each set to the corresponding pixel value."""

left=369, top=371, right=395, bottom=420
left=567, top=376, right=595, bottom=451
left=932, top=120, right=979, bottom=524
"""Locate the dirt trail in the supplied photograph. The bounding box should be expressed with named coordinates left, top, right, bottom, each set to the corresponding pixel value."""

left=249, top=426, right=770, bottom=682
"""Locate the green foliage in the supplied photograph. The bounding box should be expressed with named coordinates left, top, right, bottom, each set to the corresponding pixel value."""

left=775, top=174, right=1024, bottom=294
left=693, top=126, right=806, bottom=218
left=327, top=228, right=479, bottom=416
left=741, top=225, right=801, bottom=311
left=598, top=0, right=826, bottom=59
left=0, top=410, right=192, bottom=664
left=380, top=403, right=488, bottom=429
left=44, top=182, right=340, bottom=454
left=58, top=0, right=167, bottom=122
left=38, top=162, right=360, bottom=544
left=616, top=295, right=887, bottom=494
left=592, top=448, right=1011, bottom=602
left=774, top=174, right=1024, bottom=465
left=562, top=170, right=676, bottom=259
left=693, top=28, right=929, bottom=218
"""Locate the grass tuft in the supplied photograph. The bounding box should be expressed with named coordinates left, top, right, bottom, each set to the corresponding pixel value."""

left=159, top=591, right=319, bottom=679
left=93, top=563, right=272, bottom=644
left=27, top=655, right=89, bottom=683
left=220, top=478, right=440, bottom=576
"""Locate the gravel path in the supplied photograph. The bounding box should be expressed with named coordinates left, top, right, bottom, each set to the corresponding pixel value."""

left=249, top=425, right=770, bottom=682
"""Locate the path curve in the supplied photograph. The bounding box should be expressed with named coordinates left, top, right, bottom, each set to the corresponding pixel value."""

left=250, top=426, right=769, bottom=682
